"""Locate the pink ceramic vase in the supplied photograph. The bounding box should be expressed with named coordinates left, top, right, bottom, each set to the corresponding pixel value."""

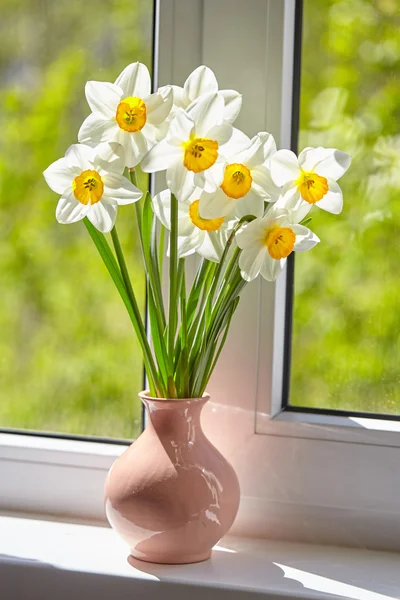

left=104, top=391, right=240, bottom=564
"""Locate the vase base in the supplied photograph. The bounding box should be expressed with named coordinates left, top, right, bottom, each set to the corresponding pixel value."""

left=128, top=550, right=212, bottom=566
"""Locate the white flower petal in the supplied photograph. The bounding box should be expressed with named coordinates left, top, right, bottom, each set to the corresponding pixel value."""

left=151, top=189, right=173, bottom=230
left=167, top=109, right=194, bottom=145
left=193, top=171, right=206, bottom=190
left=114, top=62, right=151, bottom=98
left=298, top=146, right=322, bottom=171
left=276, top=188, right=312, bottom=222
left=276, top=185, right=301, bottom=209
left=65, top=144, right=93, bottom=171
left=234, top=135, right=263, bottom=166
left=233, top=189, right=264, bottom=219
left=153, top=118, right=170, bottom=143
left=299, top=147, right=351, bottom=180
left=236, top=216, right=268, bottom=248
left=177, top=230, right=201, bottom=258
left=239, top=242, right=267, bottom=282
left=269, top=149, right=300, bottom=186
left=185, top=66, right=218, bottom=102
left=141, top=140, right=181, bottom=173
left=152, top=193, right=194, bottom=236
left=129, top=130, right=152, bottom=167
left=56, top=188, right=89, bottom=224
left=178, top=214, right=196, bottom=237
left=92, top=142, right=125, bottom=175
left=118, top=129, right=150, bottom=168
left=260, top=255, right=285, bottom=282
left=168, top=85, right=188, bottom=109
left=292, top=225, right=320, bottom=251
left=251, top=165, right=281, bottom=200
left=85, top=81, right=122, bottom=117
left=197, top=231, right=227, bottom=262
left=78, top=112, right=120, bottom=145
left=261, top=206, right=283, bottom=227
left=87, top=201, right=117, bottom=233
left=245, top=132, right=277, bottom=168
left=207, top=122, right=232, bottom=145
left=194, top=158, right=226, bottom=192
left=146, top=88, right=173, bottom=125
left=199, top=187, right=234, bottom=219
left=220, top=128, right=251, bottom=160
left=141, top=122, right=159, bottom=146
left=167, top=161, right=196, bottom=202
left=315, top=179, right=343, bottom=214
left=219, top=89, right=242, bottom=124
left=188, top=92, right=224, bottom=136
left=102, top=173, right=142, bottom=205
left=43, top=158, right=75, bottom=194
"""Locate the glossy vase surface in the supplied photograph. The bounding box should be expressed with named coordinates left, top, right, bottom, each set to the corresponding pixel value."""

left=104, top=392, right=240, bottom=564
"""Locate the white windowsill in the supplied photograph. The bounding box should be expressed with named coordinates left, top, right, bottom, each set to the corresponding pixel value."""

left=1, top=514, right=399, bottom=600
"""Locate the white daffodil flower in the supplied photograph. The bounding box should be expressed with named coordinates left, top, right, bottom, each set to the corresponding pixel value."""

left=43, top=142, right=142, bottom=233
left=78, top=62, right=173, bottom=168
left=160, top=65, right=242, bottom=125
left=141, top=93, right=233, bottom=202
left=236, top=201, right=320, bottom=282
left=151, top=188, right=238, bottom=263
left=199, top=131, right=280, bottom=220
left=269, top=146, right=351, bottom=214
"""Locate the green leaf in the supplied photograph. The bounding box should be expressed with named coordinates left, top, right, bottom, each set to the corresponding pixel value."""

left=192, top=296, right=240, bottom=396
left=168, top=194, right=179, bottom=357
left=84, top=218, right=162, bottom=397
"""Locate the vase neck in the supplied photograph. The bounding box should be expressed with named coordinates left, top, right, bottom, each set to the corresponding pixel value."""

left=140, top=396, right=208, bottom=441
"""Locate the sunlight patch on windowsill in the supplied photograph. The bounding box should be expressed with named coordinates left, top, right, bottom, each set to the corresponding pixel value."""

left=274, top=563, right=396, bottom=600
left=349, top=418, right=400, bottom=433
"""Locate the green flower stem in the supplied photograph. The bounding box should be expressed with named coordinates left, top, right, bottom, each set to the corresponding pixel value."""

left=147, top=201, right=176, bottom=395
left=209, top=214, right=255, bottom=306
left=220, top=247, right=241, bottom=291
left=168, top=193, right=179, bottom=359
left=128, top=170, right=170, bottom=392
left=209, top=263, right=245, bottom=339
left=192, top=260, right=245, bottom=395
left=192, top=296, right=239, bottom=397
left=158, top=224, right=165, bottom=275
left=203, top=297, right=239, bottom=392
left=149, top=198, right=167, bottom=329
left=109, top=225, right=164, bottom=397
left=187, top=261, right=217, bottom=355
left=129, top=171, right=166, bottom=330
left=212, top=247, right=241, bottom=318
left=186, top=259, right=212, bottom=328
left=83, top=218, right=159, bottom=396
left=192, top=269, right=245, bottom=396
left=179, top=261, right=189, bottom=397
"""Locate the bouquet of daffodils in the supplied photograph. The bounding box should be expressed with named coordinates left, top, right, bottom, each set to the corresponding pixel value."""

left=43, top=63, right=351, bottom=399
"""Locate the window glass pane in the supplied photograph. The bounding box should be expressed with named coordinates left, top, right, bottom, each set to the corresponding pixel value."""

left=0, top=0, right=153, bottom=438
left=291, top=0, right=400, bottom=414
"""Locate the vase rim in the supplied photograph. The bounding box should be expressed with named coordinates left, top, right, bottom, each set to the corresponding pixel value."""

left=139, top=390, right=210, bottom=404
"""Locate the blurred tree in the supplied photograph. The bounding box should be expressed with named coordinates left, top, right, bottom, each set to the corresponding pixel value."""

left=0, top=0, right=152, bottom=438
left=292, top=0, right=400, bottom=413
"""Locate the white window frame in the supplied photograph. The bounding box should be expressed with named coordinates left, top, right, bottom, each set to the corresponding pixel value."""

left=1, top=0, right=400, bottom=552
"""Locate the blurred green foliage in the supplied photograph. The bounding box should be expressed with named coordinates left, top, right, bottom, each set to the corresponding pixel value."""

left=0, top=0, right=152, bottom=438
left=2, top=0, right=399, bottom=436
left=292, top=0, right=400, bottom=413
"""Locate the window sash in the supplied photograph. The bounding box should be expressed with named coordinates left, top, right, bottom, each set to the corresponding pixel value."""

left=1, top=0, right=400, bottom=552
